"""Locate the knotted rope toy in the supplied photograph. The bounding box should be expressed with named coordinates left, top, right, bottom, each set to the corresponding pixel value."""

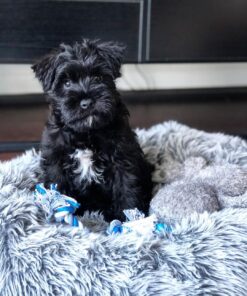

left=107, top=208, right=172, bottom=236
left=34, top=185, right=172, bottom=234
left=34, top=183, right=82, bottom=228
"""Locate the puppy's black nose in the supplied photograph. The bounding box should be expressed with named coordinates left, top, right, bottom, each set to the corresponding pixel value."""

left=80, top=99, right=92, bottom=109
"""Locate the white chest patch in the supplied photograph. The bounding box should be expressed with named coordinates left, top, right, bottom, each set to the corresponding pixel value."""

left=71, top=149, right=103, bottom=184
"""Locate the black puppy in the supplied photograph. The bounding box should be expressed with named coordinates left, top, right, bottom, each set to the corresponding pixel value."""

left=32, top=39, right=153, bottom=221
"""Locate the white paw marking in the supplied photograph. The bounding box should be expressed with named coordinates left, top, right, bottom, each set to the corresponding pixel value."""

left=71, top=149, right=103, bottom=183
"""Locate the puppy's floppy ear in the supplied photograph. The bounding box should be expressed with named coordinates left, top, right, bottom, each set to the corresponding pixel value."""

left=31, top=49, right=59, bottom=92
left=31, top=44, right=72, bottom=92
left=97, top=41, right=126, bottom=79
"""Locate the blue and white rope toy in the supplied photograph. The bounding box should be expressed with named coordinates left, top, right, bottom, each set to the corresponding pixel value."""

left=34, top=184, right=172, bottom=235
left=107, top=208, right=172, bottom=236
left=34, top=183, right=82, bottom=228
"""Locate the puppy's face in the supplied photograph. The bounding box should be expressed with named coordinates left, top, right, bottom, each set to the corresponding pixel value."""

left=32, top=40, right=125, bottom=132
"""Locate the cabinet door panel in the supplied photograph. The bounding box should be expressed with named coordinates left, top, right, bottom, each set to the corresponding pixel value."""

left=149, top=0, right=247, bottom=62
left=0, top=0, right=141, bottom=63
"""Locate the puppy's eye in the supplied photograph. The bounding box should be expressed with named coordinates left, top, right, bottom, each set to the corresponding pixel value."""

left=95, top=76, right=103, bottom=83
left=64, top=80, right=71, bottom=88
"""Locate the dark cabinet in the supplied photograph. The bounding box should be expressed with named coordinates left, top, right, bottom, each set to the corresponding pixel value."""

left=149, top=0, right=247, bottom=62
left=1, top=0, right=247, bottom=63
left=0, top=0, right=145, bottom=63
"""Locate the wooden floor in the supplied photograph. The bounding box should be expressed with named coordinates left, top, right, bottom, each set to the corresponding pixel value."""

left=0, top=100, right=247, bottom=161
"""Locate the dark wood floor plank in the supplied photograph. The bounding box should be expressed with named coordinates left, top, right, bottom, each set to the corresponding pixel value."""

left=0, top=100, right=246, bottom=160
left=0, top=106, right=48, bottom=141
left=0, top=152, right=21, bottom=161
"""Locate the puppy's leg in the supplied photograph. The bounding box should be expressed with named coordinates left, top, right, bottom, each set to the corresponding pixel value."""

left=42, top=163, right=68, bottom=192
left=41, top=151, right=70, bottom=194
left=107, top=169, right=149, bottom=221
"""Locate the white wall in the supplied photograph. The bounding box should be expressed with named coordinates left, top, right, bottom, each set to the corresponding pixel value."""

left=0, top=63, right=247, bottom=95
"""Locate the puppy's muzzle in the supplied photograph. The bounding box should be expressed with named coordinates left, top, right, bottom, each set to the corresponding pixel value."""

left=80, top=99, right=92, bottom=109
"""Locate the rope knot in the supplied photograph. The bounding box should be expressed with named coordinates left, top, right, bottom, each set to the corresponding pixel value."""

left=34, top=183, right=82, bottom=228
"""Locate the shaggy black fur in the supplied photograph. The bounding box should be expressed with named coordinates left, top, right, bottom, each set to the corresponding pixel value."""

left=32, top=39, right=153, bottom=221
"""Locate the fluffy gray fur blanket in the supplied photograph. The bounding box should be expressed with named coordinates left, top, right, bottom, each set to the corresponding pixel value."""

left=0, top=121, right=247, bottom=296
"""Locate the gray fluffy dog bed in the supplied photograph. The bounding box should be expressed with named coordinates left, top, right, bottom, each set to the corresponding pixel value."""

left=1, top=121, right=247, bottom=296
